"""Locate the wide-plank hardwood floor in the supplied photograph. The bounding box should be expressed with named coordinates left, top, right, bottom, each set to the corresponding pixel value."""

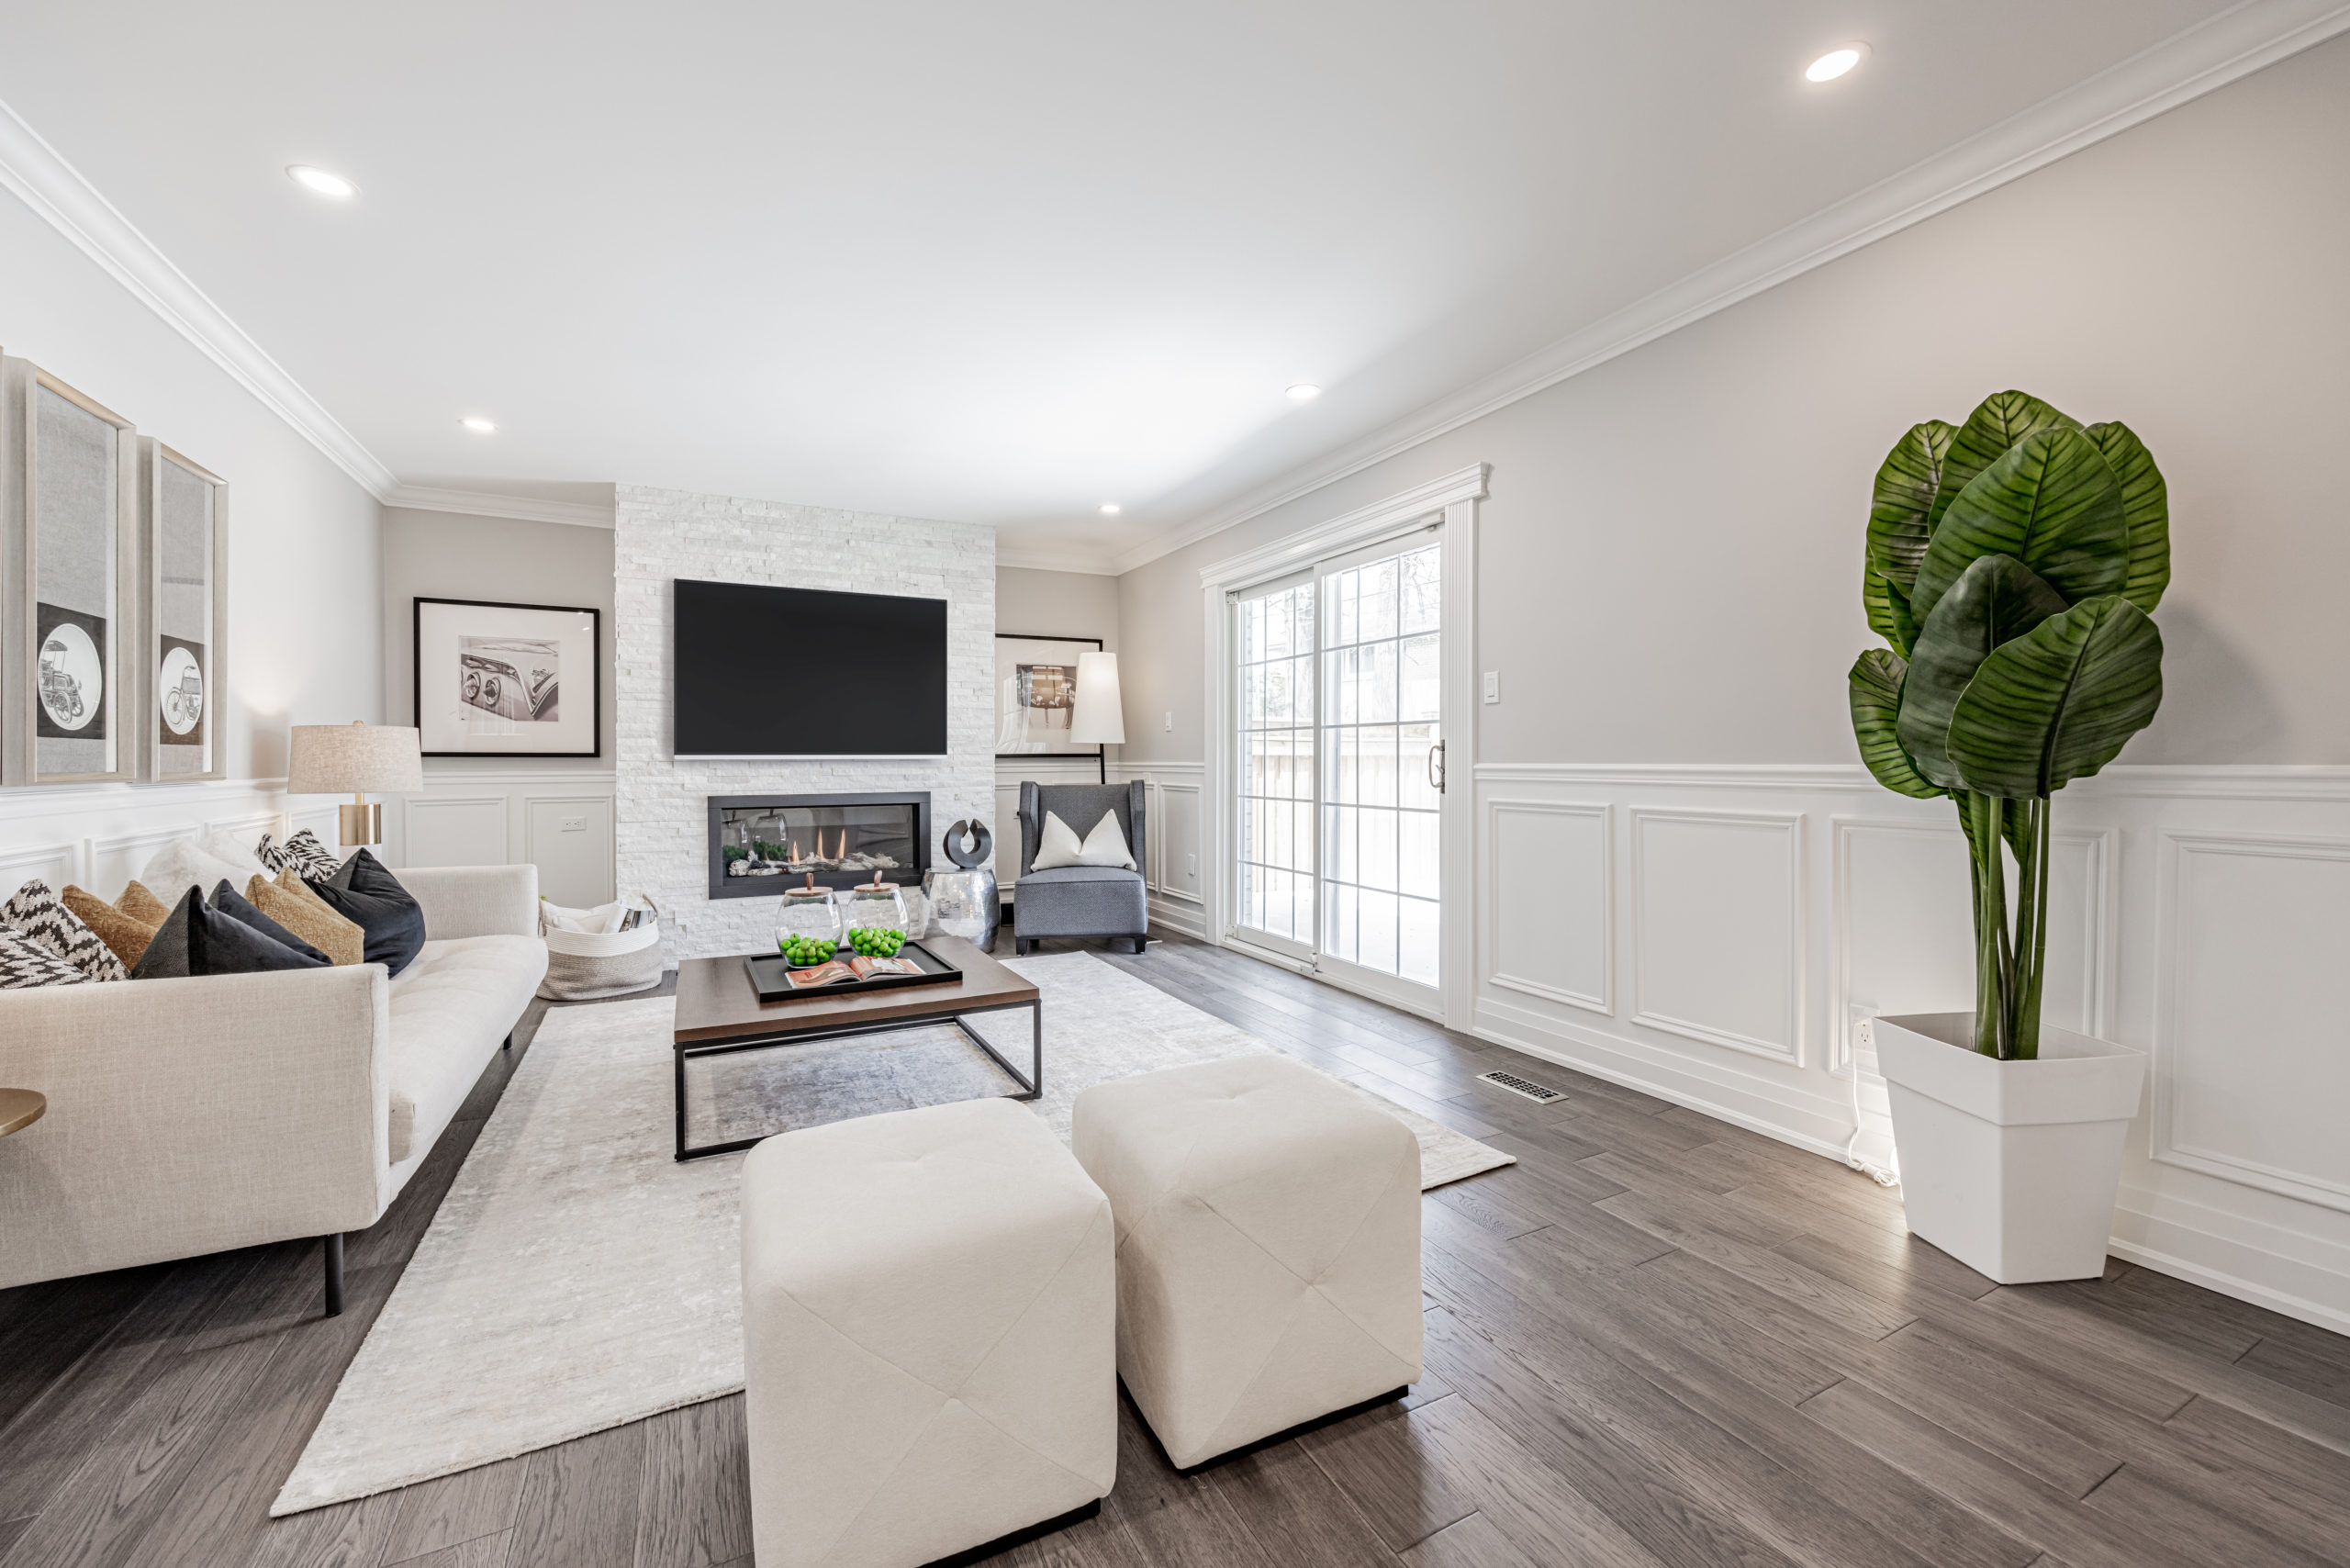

left=2, top=931, right=2346, bottom=1567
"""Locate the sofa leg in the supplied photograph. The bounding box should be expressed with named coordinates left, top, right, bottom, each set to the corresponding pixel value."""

left=323, top=1232, right=345, bottom=1318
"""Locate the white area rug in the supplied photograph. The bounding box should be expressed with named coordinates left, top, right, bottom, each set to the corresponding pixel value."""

left=272, top=951, right=1511, bottom=1516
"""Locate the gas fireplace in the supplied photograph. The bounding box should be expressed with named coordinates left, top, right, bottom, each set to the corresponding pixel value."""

left=706, top=792, right=931, bottom=900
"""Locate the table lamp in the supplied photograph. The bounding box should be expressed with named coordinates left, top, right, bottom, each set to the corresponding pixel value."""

left=288, top=722, right=425, bottom=846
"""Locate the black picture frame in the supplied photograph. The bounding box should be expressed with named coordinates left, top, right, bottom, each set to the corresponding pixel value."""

left=413, top=596, right=601, bottom=757
left=995, top=632, right=1106, bottom=782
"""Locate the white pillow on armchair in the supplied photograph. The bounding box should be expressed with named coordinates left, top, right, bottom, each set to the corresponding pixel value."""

left=1031, top=810, right=1136, bottom=872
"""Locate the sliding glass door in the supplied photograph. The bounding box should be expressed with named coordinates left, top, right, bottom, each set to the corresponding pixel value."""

left=1228, top=527, right=1446, bottom=1010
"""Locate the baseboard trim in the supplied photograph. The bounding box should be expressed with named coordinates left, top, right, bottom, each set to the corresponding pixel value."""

left=2106, top=1238, right=2350, bottom=1338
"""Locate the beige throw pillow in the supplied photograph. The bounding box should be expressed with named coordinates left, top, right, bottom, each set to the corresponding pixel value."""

left=261, top=872, right=366, bottom=967
left=61, top=885, right=162, bottom=969
left=117, top=880, right=174, bottom=926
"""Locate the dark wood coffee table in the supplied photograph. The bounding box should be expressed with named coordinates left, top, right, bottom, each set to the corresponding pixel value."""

left=670, top=934, right=1041, bottom=1159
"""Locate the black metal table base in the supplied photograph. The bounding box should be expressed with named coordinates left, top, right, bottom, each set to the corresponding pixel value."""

left=674, top=997, right=1042, bottom=1160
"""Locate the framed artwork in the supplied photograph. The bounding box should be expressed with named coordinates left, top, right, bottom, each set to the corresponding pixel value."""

left=0, top=357, right=140, bottom=785
left=414, top=597, right=600, bottom=756
left=142, top=440, right=229, bottom=780
left=995, top=633, right=1102, bottom=762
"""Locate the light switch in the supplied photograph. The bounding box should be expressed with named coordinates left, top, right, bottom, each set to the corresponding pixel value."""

left=1483, top=670, right=1500, bottom=704
left=1163, top=711, right=1173, bottom=732
left=1187, top=853, right=1197, bottom=878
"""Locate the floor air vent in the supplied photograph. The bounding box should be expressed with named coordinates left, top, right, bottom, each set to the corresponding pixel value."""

left=1476, top=1070, right=1564, bottom=1103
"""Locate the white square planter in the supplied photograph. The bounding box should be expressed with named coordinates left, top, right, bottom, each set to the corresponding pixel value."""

left=1874, top=1013, right=2147, bottom=1284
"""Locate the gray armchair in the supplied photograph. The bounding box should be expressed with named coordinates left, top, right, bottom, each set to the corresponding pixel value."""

left=1013, top=780, right=1149, bottom=955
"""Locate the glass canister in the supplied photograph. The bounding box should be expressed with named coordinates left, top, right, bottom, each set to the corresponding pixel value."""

left=775, top=876, right=844, bottom=963
left=842, top=879, right=909, bottom=942
left=923, top=868, right=998, bottom=946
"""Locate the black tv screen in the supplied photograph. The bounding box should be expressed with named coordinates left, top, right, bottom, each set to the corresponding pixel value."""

left=673, top=579, right=948, bottom=756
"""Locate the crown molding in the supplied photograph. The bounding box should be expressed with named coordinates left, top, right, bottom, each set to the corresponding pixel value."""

left=0, top=97, right=398, bottom=499
left=383, top=483, right=616, bottom=529
left=1108, top=0, right=2350, bottom=577
left=1199, top=462, right=1486, bottom=588
left=993, top=544, right=1121, bottom=575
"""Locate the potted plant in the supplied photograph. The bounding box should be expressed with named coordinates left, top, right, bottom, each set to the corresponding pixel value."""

left=1849, top=389, right=2165, bottom=1283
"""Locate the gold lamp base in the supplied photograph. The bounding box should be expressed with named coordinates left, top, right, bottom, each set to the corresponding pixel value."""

left=339, top=801, right=384, bottom=847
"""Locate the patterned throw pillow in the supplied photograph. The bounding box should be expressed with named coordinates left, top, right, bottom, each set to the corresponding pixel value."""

left=0, top=924, right=90, bottom=988
left=0, top=879, right=130, bottom=981
left=256, top=830, right=342, bottom=882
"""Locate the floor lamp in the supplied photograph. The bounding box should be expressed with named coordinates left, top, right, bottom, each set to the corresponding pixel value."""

left=1069, top=651, right=1124, bottom=783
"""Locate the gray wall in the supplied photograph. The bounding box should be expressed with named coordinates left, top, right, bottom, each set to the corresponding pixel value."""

left=997, top=566, right=1118, bottom=647
left=381, top=506, right=617, bottom=772
left=0, top=183, right=384, bottom=778
left=1117, top=34, right=2350, bottom=768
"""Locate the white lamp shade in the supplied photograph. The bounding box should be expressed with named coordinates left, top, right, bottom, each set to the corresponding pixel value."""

left=1069, top=651, right=1126, bottom=745
left=287, top=722, right=425, bottom=794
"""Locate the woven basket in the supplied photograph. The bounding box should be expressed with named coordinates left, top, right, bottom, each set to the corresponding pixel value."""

left=538, top=922, right=664, bottom=1001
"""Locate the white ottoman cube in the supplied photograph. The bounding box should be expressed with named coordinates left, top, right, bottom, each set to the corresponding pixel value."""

left=741, top=1097, right=1115, bottom=1568
left=1072, top=1055, right=1423, bottom=1469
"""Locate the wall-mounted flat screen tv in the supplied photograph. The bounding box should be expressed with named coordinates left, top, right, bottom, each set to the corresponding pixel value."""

left=673, top=578, right=948, bottom=756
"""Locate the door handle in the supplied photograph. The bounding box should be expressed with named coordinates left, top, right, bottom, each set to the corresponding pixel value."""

left=1428, top=741, right=1446, bottom=794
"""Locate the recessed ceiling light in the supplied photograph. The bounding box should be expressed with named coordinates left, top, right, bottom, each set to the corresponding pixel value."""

left=461, top=417, right=497, bottom=433
left=1805, top=44, right=1867, bottom=83
left=1100, top=503, right=1121, bottom=515
left=1286, top=384, right=1321, bottom=402
left=286, top=164, right=358, bottom=199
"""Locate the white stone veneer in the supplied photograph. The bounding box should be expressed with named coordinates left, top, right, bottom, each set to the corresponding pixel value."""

left=614, top=484, right=994, bottom=960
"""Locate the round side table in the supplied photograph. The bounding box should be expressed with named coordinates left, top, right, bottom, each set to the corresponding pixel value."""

left=0, top=1088, right=44, bottom=1137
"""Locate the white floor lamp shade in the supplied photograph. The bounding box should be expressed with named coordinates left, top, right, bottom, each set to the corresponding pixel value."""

left=288, top=722, right=424, bottom=846
left=1069, top=652, right=1125, bottom=745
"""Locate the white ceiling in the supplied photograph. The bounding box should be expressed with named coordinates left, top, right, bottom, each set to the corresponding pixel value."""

left=0, top=1, right=2268, bottom=565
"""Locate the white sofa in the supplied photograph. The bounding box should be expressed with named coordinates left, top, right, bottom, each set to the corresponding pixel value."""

left=0, top=864, right=547, bottom=1314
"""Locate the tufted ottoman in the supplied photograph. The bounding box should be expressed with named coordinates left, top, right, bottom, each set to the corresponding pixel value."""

left=740, top=1097, right=1116, bottom=1568
left=1071, top=1054, right=1423, bottom=1470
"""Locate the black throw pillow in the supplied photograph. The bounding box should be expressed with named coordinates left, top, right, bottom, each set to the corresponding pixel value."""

left=306, top=848, right=425, bottom=975
left=132, top=887, right=330, bottom=979
left=208, top=880, right=330, bottom=966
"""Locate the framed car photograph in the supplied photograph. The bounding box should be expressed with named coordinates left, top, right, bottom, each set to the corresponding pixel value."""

left=414, top=597, right=600, bottom=756
left=0, top=357, right=141, bottom=785
left=995, top=633, right=1102, bottom=759
left=142, top=440, right=229, bottom=781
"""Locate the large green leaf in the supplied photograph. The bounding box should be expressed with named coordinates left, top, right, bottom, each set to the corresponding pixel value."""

left=1867, top=420, right=1955, bottom=588
left=1910, top=427, right=2127, bottom=624
left=1927, top=391, right=2080, bottom=535
left=1863, top=563, right=1918, bottom=657
left=1850, top=649, right=1943, bottom=799
left=1897, top=555, right=2070, bottom=790
left=1947, top=596, right=2164, bottom=797
left=2085, top=420, right=2169, bottom=610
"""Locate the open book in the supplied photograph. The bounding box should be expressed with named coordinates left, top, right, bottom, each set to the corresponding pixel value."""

left=787, top=953, right=924, bottom=988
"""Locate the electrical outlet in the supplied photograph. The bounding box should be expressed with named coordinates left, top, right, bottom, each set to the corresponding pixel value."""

left=560, top=815, right=586, bottom=833
left=1483, top=670, right=1500, bottom=704
left=1187, top=853, right=1197, bottom=878
left=1856, top=1016, right=1875, bottom=1050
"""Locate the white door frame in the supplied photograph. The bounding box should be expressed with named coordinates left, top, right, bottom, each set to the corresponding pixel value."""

left=1198, top=462, right=1485, bottom=1030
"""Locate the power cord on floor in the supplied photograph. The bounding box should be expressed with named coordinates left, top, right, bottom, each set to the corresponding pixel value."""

left=1845, top=1015, right=1900, bottom=1188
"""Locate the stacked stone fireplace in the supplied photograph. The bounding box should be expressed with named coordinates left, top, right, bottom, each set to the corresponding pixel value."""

left=614, top=483, right=994, bottom=961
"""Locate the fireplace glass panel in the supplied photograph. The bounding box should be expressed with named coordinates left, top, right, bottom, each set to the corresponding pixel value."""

left=719, top=802, right=917, bottom=884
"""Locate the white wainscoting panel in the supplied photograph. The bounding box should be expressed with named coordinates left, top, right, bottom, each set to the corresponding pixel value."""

left=1129, top=762, right=1205, bottom=938
left=525, top=796, right=620, bottom=906
left=2154, top=832, right=2350, bottom=1215
left=0, top=778, right=297, bottom=902
left=1465, top=762, right=2350, bottom=1335
left=1485, top=800, right=1610, bottom=1014
left=1630, top=808, right=1804, bottom=1064
left=383, top=768, right=615, bottom=904
left=403, top=797, right=509, bottom=871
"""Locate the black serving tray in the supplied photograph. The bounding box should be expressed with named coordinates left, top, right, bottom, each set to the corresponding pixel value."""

left=742, top=939, right=964, bottom=1003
